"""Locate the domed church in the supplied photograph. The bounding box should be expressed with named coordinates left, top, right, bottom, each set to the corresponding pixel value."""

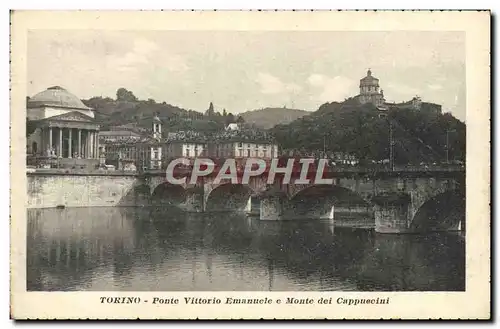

left=26, top=86, right=101, bottom=169
left=358, top=69, right=386, bottom=107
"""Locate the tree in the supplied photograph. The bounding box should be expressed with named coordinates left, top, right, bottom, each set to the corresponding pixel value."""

left=236, top=115, right=245, bottom=124
left=222, top=108, right=227, bottom=117
left=225, top=112, right=235, bottom=125
left=205, top=102, right=215, bottom=116
left=116, top=88, right=138, bottom=102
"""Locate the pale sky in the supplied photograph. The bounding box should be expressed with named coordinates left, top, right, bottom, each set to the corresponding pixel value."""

left=27, top=30, right=466, bottom=121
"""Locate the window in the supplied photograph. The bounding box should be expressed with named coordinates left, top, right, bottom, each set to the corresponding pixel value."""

left=238, top=142, right=243, bottom=147
left=32, top=142, right=37, bottom=154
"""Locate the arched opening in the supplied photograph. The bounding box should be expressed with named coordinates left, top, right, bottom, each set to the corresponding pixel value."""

left=151, top=183, right=186, bottom=208
left=205, top=184, right=253, bottom=212
left=410, top=190, right=465, bottom=233
left=32, top=141, right=38, bottom=154
left=118, top=184, right=151, bottom=207
left=288, top=185, right=373, bottom=225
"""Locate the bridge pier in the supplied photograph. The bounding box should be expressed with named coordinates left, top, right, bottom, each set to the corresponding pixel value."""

left=260, top=196, right=284, bottom=220
left=245, top=196, right=261, bottom=216
left=373, top=193, right=413, bottom=234
left=178, top=190, right=204, bottom=213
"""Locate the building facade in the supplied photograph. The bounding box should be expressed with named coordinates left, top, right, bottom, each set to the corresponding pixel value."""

left=358, top=69, right=386, bottom=107
left=209, top=139, right=278, bottom=159
left=27, top=86, right=100, bottom=169
left=99, top=130, right=142, bottom=143
left=164, top=141, right=207, bottom=161
left=100, top=115, right=163, bottom=170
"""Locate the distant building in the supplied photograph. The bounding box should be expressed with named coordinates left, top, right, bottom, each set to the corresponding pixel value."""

left=386, top=96, right=442, bottom=115
left=358, top=69, right=386, bottom=107
left=26, top=86, right=100, bottom=169
left=420, top=101, right=442, bottom=115
left=101, top=115, right=163, bottom=170
left=211, top=139, right=278, bottom=159
left=152, top=115, right=162, bottom=141
left=164, top=140, right=207, bottom=160
left=225, top=123, right=240, bottom=131
left=99, top=130, right=142, bottom=143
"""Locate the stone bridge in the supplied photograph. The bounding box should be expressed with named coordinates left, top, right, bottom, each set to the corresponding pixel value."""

left=139, top=168, right=465, bottom=234
left=26, top=167, right=465, bottom=234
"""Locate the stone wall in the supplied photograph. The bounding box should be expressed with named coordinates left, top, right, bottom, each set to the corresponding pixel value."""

left=27, top=173, right=149, bottom=209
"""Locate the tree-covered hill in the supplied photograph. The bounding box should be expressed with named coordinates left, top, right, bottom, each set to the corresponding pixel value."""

left=239, top=107, right=310, bottom=129
left=271, top=100, right=466, bottom=165
left=81, top=88, right=245, bottom=133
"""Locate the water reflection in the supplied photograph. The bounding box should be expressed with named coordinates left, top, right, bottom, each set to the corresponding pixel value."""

left=27, top=207, right=465, bottom=291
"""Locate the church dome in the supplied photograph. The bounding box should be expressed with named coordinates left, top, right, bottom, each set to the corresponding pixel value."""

left=28, top=86, right=92, bottom=110
left=360, top=69, right=379, bottom=85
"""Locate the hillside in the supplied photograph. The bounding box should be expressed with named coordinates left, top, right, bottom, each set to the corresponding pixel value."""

left=80, top=88, right=246, bottom=133
left=240, top=107, right=310, bottom=129
left=271, top=101, right=466, bottom=165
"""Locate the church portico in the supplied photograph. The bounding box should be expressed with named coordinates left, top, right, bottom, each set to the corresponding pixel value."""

left=40, top=125, right=98, bottom=159
left=27, top=86, right=100, bottom=169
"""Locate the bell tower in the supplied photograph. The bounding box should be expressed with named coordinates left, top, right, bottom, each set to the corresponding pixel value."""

left=152, top=114, right=162, bottom=141
left=359, top=69, right=385, bottom=106
left=151, top=114, right=162, bottom=169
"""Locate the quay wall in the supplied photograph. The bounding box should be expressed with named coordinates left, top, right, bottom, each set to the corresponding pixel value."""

left=27, top=172, right=149, bottom=209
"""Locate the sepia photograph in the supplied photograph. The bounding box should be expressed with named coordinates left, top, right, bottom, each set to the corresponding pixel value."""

left=10, top=10, right=490, bottom=319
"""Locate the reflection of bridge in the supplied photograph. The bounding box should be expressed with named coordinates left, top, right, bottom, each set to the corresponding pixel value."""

left=26, top=165, right=465, bottom=234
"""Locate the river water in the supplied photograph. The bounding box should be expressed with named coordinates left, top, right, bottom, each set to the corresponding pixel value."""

left=27, top=207, right=465, bottom=291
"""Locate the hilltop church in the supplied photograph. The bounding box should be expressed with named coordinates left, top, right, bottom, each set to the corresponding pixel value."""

left=354, top=69, right=442, bottom=115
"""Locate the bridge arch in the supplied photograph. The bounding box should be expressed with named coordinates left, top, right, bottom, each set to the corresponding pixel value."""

left=287, top=185, right=373, bottom=220
left=118, top=183, right=151, bottom=207
left=204, top=183, right=255, bottom=212
left=410, top=189, right=465, bottom=232
left=151, top=183, right=187, bottom=207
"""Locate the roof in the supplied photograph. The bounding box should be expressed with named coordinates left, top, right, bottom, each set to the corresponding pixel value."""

left=99, top=130, right=142, bottom=137
left=226, top=123, right=240, bottom=130
left=28, top=86, right=93, bottom=111
left=360, top=69, right=379, bottom=84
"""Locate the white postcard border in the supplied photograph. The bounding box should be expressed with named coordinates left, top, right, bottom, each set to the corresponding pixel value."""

left=10, top=10, right=491, bottom=320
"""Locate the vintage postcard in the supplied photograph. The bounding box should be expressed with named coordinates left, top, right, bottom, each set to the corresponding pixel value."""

left=10, top=10, right=490, bottom=320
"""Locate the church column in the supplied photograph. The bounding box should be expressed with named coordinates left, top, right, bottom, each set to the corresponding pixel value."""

left=78, top=129, right=82, bottom=158
left=59, top=128, right=63, bottom=157
left=93, top=131, right=97, bottom=158
left=49, top=127, right=53, bottom=152
left=90, top=131, right=94, bottom=158
left=68, top=128, right=72, bottom=158
left=39, top=128, right=44, bottom=155
left=85, top=131, right=89, bottom=159
left=94, top=132, right=98, bottom=159
left=87, top=131, right=92, bottom=159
